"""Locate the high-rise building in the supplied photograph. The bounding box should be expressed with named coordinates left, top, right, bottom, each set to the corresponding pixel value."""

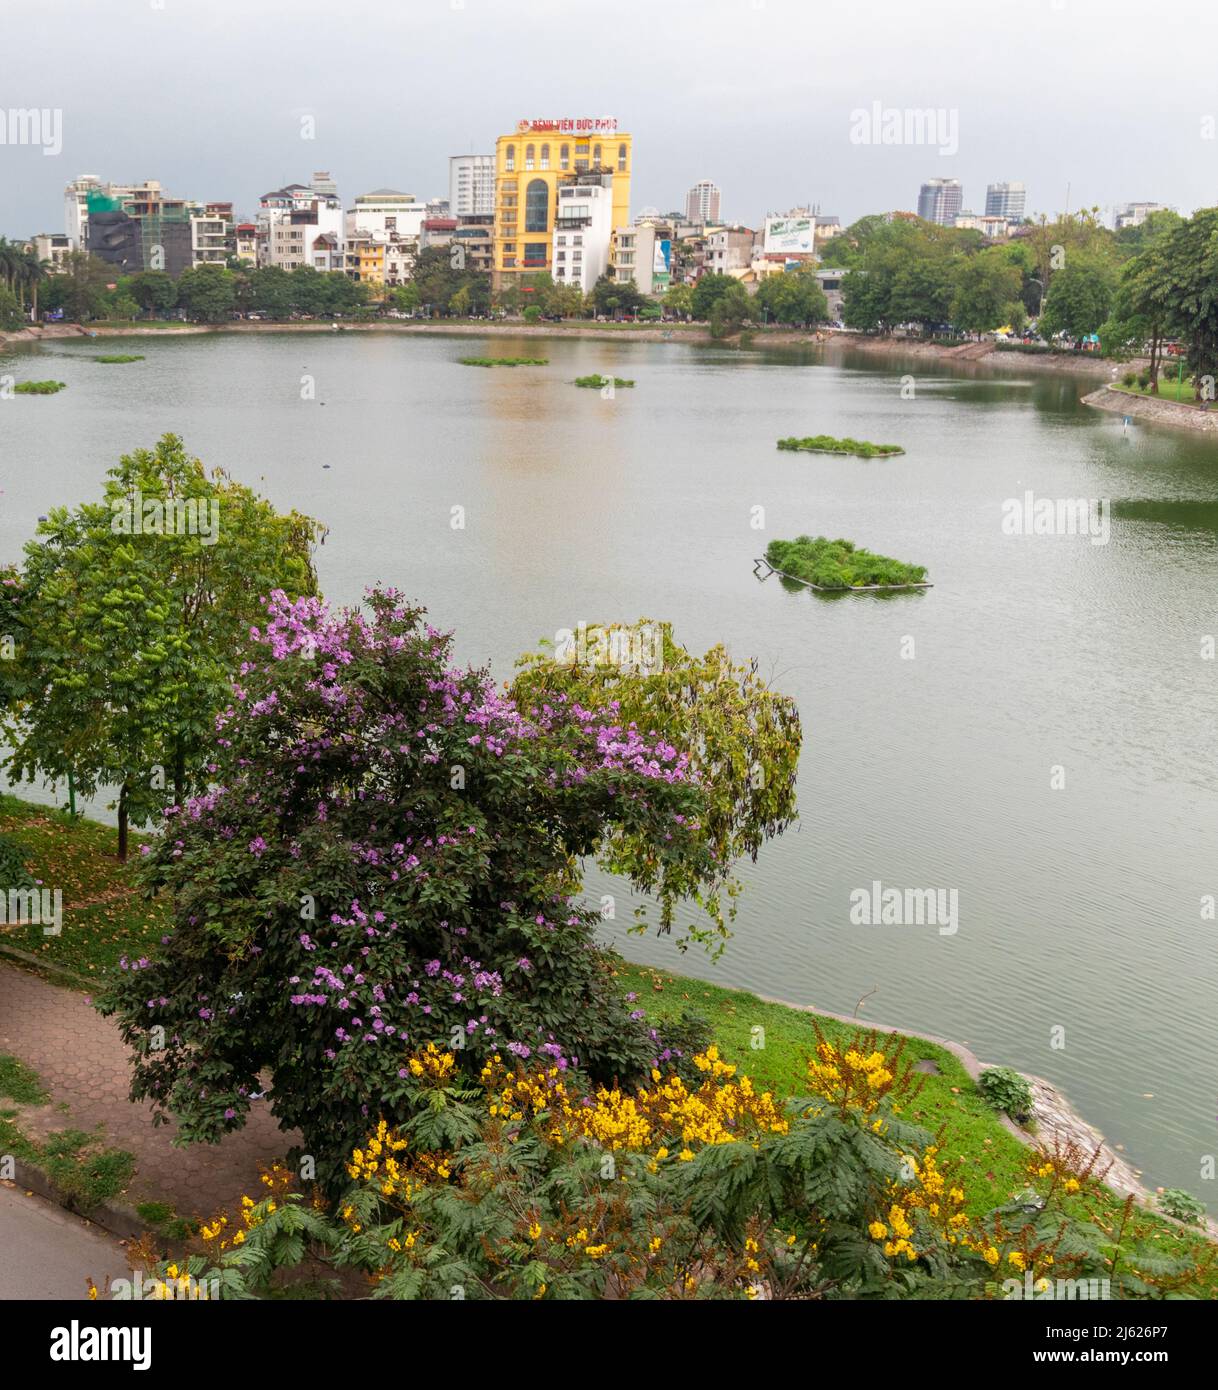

left=449, top=155, right=494, bottom=217
left=917, top=178, right=963, bottom=226
left=684, top=179, right=720, bottom=225
left=492, top=120, right=631, bottom=287
left=985, top=182, right=1026, bottom=220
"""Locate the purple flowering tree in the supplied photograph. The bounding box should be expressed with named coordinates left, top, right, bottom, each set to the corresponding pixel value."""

left=101, top=587, right=759, bottom=1187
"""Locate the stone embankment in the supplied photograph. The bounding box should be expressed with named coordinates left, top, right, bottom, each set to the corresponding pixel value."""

left=1083, top=384, right=1218, bottom=434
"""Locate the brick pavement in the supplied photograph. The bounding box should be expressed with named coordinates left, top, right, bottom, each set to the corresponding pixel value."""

left=0, top=963, right=296, bottom=1220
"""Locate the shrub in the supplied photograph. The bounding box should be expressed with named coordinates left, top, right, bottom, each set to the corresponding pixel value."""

left=523, top=306, right=541, bottom=324
left=764, top=536, right=927, bottom=590
left=1157, top=1188, right=1207, bottom=1227
left=978, top=1066, right=1034, bottom=1123
left=776, top=435, right=904, bottom=458
left=99, top=590, right=797, bottom=1193
left=0, top=832, right=34, bottom=891
left=573, top=375, right=634, bottom=389
left=13, top=381, right=66, bottom=395
left=1122, top=371, right=1136, bottom=386
left=1138, top=371, right=1151, bottom=388
left=140, top=1032, right=1215, bottom=1301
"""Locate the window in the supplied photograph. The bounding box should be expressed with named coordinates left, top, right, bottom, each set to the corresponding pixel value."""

left=540, top=143, right=550, bottom=170
left=505, top=145, right=516, bottom=171
left=525, top=143, right=535, bottom=171
left=523, top=242, right=547, bottom=267
left=524, top=179, right=549, bottom=233
left=617, top=143, right=627, bottom=172
left=593, top=144, right=602, bottom=165
left=556, top=250, right=565, bottom=260
left=560, top=144, right=570, bottom=170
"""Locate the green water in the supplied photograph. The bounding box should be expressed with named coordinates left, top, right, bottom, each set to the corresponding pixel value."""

left=2, top=330, right=1215, bottom=1207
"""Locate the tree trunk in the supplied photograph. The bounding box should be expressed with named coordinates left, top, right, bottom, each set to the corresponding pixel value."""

left=117, top=782, right=129, bottom=862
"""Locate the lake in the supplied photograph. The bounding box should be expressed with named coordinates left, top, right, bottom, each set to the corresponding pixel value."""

left=2, top=329, right=1215, bottom=1207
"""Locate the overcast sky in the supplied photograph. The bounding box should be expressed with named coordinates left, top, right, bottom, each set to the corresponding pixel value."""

left=3, top=0, right=1216, bottom=237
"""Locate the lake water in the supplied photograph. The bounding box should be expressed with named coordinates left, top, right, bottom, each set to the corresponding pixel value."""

left=2, top=329, right=1216, bottom=1207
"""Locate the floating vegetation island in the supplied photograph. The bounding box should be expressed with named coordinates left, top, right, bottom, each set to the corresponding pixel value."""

left=777, top=434, right=904, bottom=458
left=458, top=356, right=549, bottom=367
left=763, top=536, right=929, bottom=590
left=94, top=354, right=145, bottom=364
left=13, top=380, right=67, bottom=395
left=574, top=374, right=635, bottom=388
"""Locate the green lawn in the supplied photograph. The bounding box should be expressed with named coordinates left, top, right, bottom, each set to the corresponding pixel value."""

left=612, top=960, right=1216, bottom=1285
left=0, top=793, right=165, bottom=979
left=1112, top=374, right=1212, bottom=405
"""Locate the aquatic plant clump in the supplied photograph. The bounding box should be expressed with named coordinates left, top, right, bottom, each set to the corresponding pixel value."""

left=458, top=356, right=549, bottom=367
left=13, top=380, right=67, bottom=395
left=777, top=434, right=904, bottom=457
left=765, top=536, right=927, bottom=589
left=94, top=354, right=145, bottom=364
left=574, top=374, right=635, bottom=388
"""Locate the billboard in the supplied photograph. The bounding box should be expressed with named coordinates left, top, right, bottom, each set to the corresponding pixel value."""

left=653, top=238, right=671, bottom=275
left=764, top=216, right=814, bottom=254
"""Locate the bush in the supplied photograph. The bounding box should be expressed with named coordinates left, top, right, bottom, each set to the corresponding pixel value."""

left=98, top=589, right=794, bottom=1193
left=13, top=381, right=66, bottom=395
left=1122, top=371, right=1136, bottom=386
left=777, top=435, right=903, bottom=458
left=764, top=536, right=927, bottom=590
left=1157, top=1188, right=1207, bottom=1227
left=0, top=832, right=34, bottom=890
left=139, top=1031, right=1215, bottom=1301
left=1138, top=371, right=1151, bottom=388
left=978, top=1066, right=1034, bottom=1123
left=523, top=306, right=541, bottom=324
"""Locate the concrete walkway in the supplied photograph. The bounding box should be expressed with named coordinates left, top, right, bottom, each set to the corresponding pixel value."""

left=0, top=964, right=295, bottom=1222
left=0, top=1183, right=132, bottom=1300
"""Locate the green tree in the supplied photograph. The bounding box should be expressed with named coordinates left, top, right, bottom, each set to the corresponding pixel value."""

left=129, top=271, right=177, bottom=317
left=97, top=595, right=799, bottom=1187
left=246, top=266, right=294, bottom=319
left=1038, top=254, right=1117, bottom=340
left=755, top=269, right=829, bottom=327
left=690, top=272, right=739, bottom=321
left=709, top=281, right=754, bottom=337
left=175, top=266, right=237, bottom=323
left=0, top=284, right=23, bottom=331
left=662, top=283, right=693, bottom=320
left=950, top=246, right=1024, bottom=334
left=389, top=283, right=420, bottom=314
left=1154, top=207, right=1218, bottom=399
left=3, top=436, right=322, bottom=858
left=41, top=250, right=112, bottom=323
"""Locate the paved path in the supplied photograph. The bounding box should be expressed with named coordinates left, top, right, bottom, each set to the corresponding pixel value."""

left=0, top=964, right=296, bottom=1221
left=0, top=1183, right=132, bottom=1300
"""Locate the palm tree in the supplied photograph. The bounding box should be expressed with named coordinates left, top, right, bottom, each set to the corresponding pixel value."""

left=18, top=250, right=50, bottom=319
left=0, top=238, right=22, bottom=294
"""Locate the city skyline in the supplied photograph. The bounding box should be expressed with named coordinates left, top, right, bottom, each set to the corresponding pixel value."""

left=3, top=0, right=1216, bottom=238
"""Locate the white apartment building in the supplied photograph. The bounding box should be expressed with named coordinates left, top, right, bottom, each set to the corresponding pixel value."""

left=449, top=156, right=494, bottom=217
left=345, top=189, right=428, bottom=243
left=1114, top=201, right=1172, bottom=230
left=685, top=179, right=721, bottom=225
left=190, top=214, right=228, bottom=266
left=258, top=183, right=344, bottom=269
left=705, top=225, right=756, bottom=276
left=552, top=178, right=614, bottom=293
left=613, top=220, right=672, bottom=295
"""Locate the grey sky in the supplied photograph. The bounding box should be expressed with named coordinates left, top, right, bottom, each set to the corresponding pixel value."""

left=3, top=0, right=1216, bottom=237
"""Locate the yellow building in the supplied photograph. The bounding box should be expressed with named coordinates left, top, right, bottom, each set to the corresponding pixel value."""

left=344, top=237, right=386, bottom=288
left=493, top=120, right=632, bottom=287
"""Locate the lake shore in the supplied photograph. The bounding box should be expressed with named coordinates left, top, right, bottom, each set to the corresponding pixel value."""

left=1, top=319, right=1133, bottom=377
left=1083, top=383, right=1218, bottom=433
